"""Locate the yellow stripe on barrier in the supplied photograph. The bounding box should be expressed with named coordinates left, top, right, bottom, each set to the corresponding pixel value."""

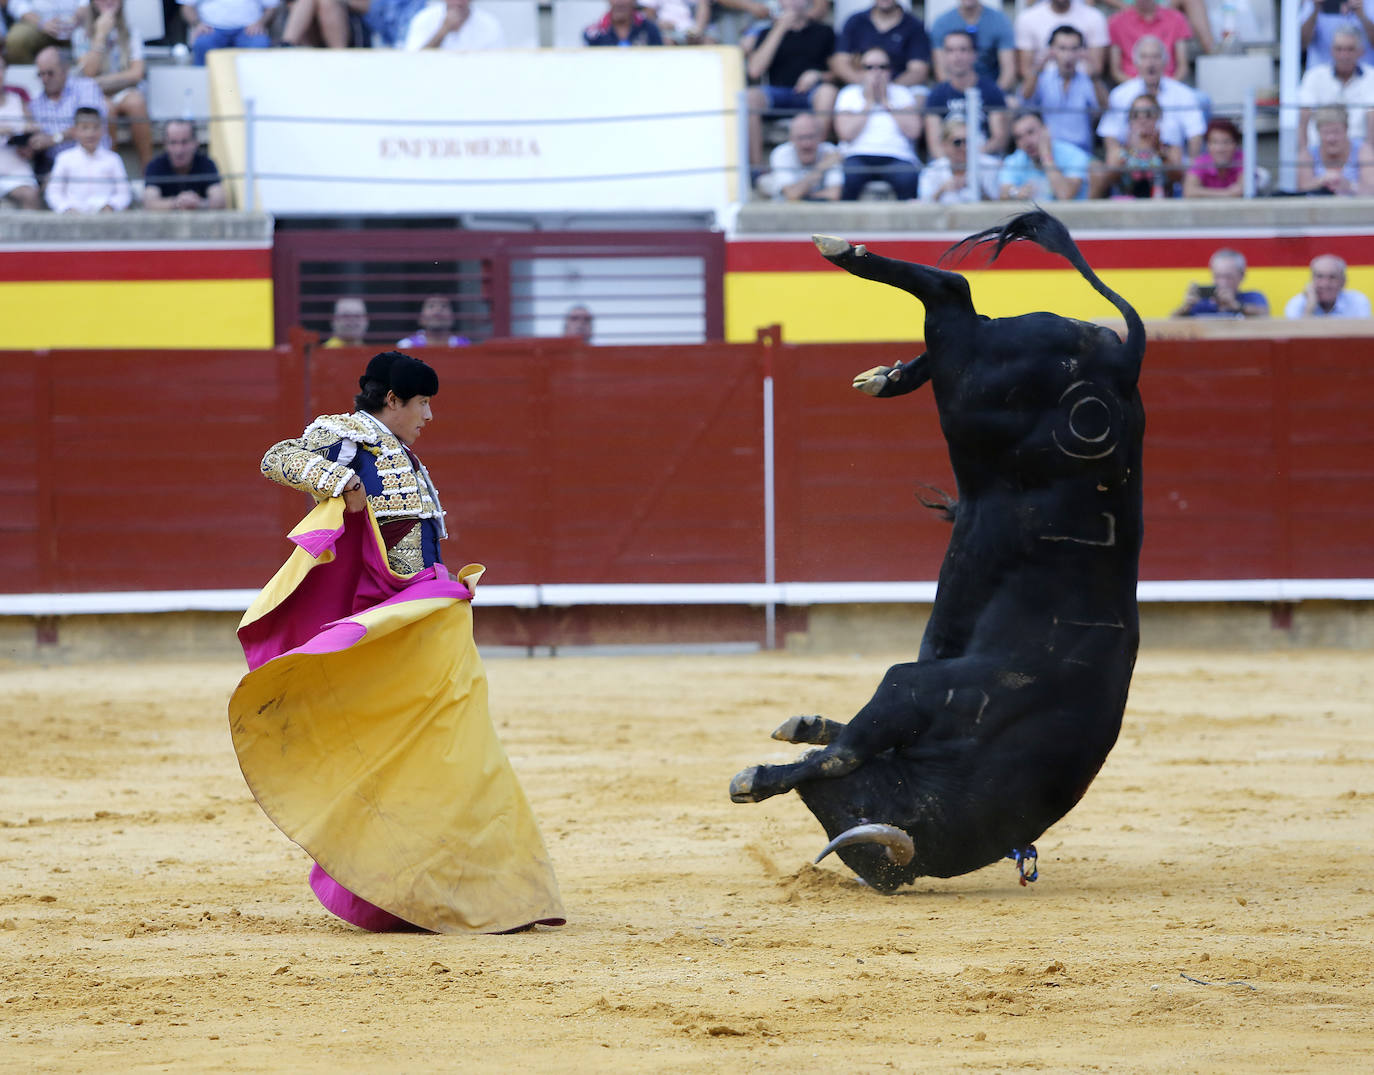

left=725, top=267, right=1372, bottom=343
left=0, top=278, right=274, bottom=349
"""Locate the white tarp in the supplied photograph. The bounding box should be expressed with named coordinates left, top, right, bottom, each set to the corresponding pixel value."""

left=207, top=48, right=742, bottom=216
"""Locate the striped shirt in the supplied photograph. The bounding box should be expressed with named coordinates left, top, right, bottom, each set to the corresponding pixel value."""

left=29, top=74, right=108, bottom=151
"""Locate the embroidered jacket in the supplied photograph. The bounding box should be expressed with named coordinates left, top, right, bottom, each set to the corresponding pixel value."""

left=261, top=412, right=448, bottom=574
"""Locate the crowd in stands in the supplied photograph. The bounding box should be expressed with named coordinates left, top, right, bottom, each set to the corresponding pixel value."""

left=0, top=0, right=1372, bottom=217
left=739, top=0, right=1374, bottom=206
left=1169, top=246, right=1371, bottom=320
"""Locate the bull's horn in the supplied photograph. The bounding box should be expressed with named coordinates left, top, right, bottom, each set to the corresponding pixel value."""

left=814, top=823, right=915, bottom=866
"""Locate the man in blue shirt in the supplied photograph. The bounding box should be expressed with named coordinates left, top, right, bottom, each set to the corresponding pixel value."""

left=1026, top=23, right=1103, bottom=153
left=831, top=0, right=931, bottom=91
left=924, top=29, right=1009, bottom=155
left=997, top=108, right=1094, bottom=200
left=929, top=0, right=1017, bottom=96
left=1173, top=248, right=1270, bottom=319
left=583, top=0, right=663, bottom=45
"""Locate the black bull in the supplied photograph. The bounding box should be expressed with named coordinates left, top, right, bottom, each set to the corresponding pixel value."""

left=729, top=210, right=1147, bottom=892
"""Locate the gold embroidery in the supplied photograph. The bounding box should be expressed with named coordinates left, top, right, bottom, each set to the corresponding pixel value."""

left=387, top=521, right=425, bottom=575
left=262, top=412, right=448, bottom=549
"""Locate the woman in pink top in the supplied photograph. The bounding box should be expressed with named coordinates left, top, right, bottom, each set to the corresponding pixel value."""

left=1183, top=117, right=1245, bottom=198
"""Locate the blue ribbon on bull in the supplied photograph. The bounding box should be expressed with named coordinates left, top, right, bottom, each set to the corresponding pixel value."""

left=1007, top=845, right=1039, bottom=885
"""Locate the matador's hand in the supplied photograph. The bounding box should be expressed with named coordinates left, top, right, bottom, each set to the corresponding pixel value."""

left=342, top=476, right=367, bottom=513
left=852, top=364, right=901, bottom=396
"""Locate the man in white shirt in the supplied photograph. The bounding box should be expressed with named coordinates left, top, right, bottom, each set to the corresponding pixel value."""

left=755, top=111, right=843, bottom=201
left=1297, top=26, right=1374, bottom=155
left=834, top=47, right=922, bottom=200
left=1014, top=0, right=1109, bottom=96
left=405, top=0, right=505, bottom=50
left=1284, top=255, right=1372, bottom=319
left=1096, top=34, right=1204, bottom=159
left=45, top=105, right=131, bottom=212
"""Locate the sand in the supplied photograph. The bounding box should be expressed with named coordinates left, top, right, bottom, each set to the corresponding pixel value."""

left=2, top=649, right=1371, bottom=1072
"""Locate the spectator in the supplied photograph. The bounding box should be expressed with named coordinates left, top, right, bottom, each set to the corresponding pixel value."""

left=71, top=0, right=151, bottom=168
left=45, top=103, right=129, bottom=212
left=929, top=0, right=1016, bottom=98
left=405, top=0, right=502, bottom=49
left=1026, top=23, right=1103, bottom=154
left=741, top=0, right=836, bottom=168
left=1101, top=0, right=1215, bottom=54
left=1097, top=35, right=1204, bottom=160
left=833, top=45, right=922, bottom=200
left=998, top=107, right=1093, bottom=200
left=917, top=115, right=1000, bottom=202
left=398, top=294, right=471, bottom=348
left=755, top=110, right=842, bottom=200
left=1172, top=248, right=1269, bottom=319
left=1297, top=104, right=1374, bottom=195
left=583, top=0, right=662, bottom=46
left=640, top=0, right=711, bottom=44
left=27, top=45, right=105, bottom=180
left=363, top=0, right=427, bottom=47
left=1014, top=0, right=1108, bottom=97
left=1090, top=92, right=1181, bottom=197
left=1107, top=0, right=1192, bottom=83
left=924, top=29, right=1009, bottom=155
left=1182, top=116, right=1246, bottom=197
left=142, top=118, right=226, bottom=209
left=1296, top=26, right=1374, bottom=158
left=5, top=0, right=81, bottom=63
left=831, top=0, right=931, bottom=92
left=324, top=297, right=370, bottom=346
left=1284, top=255, right=1372, bottom=318
left=280, top=0, right=373, bottom=48
left=180, top=0, right=275, bottom=66
left=0, top=55, right=41, bottom=208
left=563, top=303, right=594, bottom=342
left=1300, top=0, right=1374, bottom=71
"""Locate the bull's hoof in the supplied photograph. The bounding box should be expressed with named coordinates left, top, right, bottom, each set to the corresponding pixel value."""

left=730, top=766, right=765, bottom=803
left=852, top=366, right=894, bottom=396
left=812, top=234, right=851, bottom=259
left=772, top=714, right=834, bottom=745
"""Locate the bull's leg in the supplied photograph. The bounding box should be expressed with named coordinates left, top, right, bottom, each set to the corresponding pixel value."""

left=853, top=352, right=931, bottom=398
left=771, top=714, right=846, bottom=745
left=731, top=660, right=950, bottom=803
left=814, top=236, right=975, bottom=316
left=730, top=656, right=1003, bottom=804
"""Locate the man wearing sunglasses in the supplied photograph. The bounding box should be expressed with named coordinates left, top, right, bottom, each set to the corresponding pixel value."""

left=924, top=29, right=1009, bottom=155
left=834, top=46, right=923, bottom=200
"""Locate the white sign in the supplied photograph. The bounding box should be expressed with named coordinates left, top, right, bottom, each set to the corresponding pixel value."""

left=207, top=48, right=743, bottom=217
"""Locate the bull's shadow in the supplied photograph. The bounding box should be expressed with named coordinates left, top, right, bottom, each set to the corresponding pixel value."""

left=730, top=210, right=1146, bottom=894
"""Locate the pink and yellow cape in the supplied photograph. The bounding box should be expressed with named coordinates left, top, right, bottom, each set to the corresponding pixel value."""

left=228, top=499, right=565, bottom=934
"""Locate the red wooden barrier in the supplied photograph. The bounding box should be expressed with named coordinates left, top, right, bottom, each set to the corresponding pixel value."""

left=4, top=332, right=1373, bottom=596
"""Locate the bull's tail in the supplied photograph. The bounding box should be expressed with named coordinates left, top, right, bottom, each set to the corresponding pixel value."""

left=943, top=209, right=1145, bottom=375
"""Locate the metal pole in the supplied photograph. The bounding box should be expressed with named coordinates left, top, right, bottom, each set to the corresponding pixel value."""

left=763, top=371, right=776, bottom=650
left=1277, top=0, right=1301, bottom=193
left=244, top=96, right=257, bottom=212
left=737, top=88, right=753, bottom=203
left=964, top=86, right=983, bottom=201
left=1242, top=89, right=1257, bottom=199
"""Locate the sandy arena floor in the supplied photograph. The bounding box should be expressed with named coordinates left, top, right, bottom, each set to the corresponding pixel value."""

left=1, top=648, right=1371, bottom=1072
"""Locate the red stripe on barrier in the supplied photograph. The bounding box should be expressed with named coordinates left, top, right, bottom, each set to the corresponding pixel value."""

left=0, top=248, right=272, bottom=283
left=726, top=233, right=1374, bottom=274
